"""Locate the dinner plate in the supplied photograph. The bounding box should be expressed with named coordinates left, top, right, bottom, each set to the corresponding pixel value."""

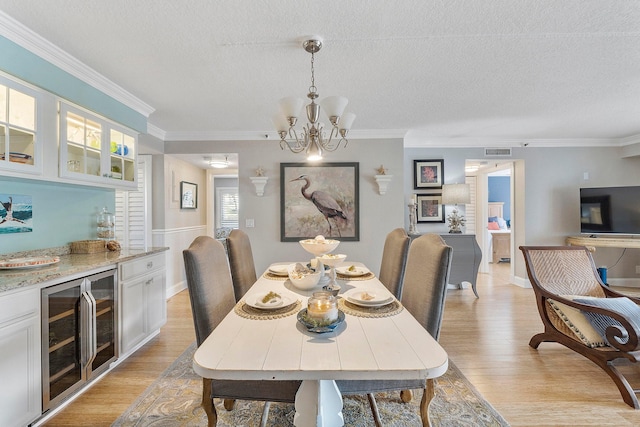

left=245, top=291, right=295, bottom=310
left=0, top=256, right=60, bottom=269
left=297, top=309, right=345, bottom=334
left=268, top=264, right=290, bottom=276
left=336, top=265, right=370, bottom=277
left=343, top=289, right=394, bottom=307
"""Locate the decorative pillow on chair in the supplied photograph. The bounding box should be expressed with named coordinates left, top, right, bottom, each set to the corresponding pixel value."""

left=573, top=297, right=640, bottom=346
left=488, top=222, right=500, bottom=230
left=548, top=297, right=607, bottom=348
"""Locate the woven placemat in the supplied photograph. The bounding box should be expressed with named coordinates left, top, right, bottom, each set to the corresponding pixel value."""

left=234, top=300, right=302, bottom=320
left=338, top=298, right=403, bottom=318
left=262, top=272, right=288, bottom=280
left=337, top=272, right=376, bottom=281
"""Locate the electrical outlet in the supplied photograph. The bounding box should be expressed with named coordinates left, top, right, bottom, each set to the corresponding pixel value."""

left=246, top=219, right=255, bottom=228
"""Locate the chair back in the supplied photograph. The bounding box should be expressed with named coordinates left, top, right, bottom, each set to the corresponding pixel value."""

left=520, top=246, right=606, bottom=298
left=401, top=233, right=453, bottom=340
left=378, top=228, right=411, bottom=299
left=227, top=229, right=258, bottom=302
left=183, top=236, right=236, bottom=346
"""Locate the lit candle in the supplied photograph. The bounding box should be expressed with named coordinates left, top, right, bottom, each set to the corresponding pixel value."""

left=307, top=292, right=338, bottom=322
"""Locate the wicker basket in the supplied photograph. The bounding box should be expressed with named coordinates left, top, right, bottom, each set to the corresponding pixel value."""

left=71, top=240, right=107, bottom=254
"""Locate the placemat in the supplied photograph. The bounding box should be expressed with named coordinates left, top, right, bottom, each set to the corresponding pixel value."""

left=338, top=298, right=403, bottom=318
left=262, top=272, right=288, bottom=280
left=234, top=299, right=302, bottom=320
left=337, top=271, right=375, bottom=281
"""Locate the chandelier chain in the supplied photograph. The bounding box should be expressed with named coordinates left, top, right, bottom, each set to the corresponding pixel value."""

left=309, top=51, right=317, bottom=96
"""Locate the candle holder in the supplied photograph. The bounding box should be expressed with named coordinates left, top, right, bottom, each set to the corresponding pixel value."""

left=408, top=202, right=419, bottom=235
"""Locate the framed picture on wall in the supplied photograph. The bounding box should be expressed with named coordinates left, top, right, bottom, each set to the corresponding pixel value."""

left=414, top=159, right=444, bottom=189
left=180, top=181, right=198, bottom=209
left=416, top=194, right=445, bottom=223
left=280, top=162, right=359, bottom=241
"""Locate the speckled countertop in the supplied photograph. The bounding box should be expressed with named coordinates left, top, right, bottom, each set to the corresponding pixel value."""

left=0, top=246, right=169, bottom=294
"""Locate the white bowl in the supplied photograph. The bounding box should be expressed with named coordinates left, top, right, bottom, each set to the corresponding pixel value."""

left=299, top=238, right=340, bottom=256
left=287, top=263, right=322, bottom=290
left=318, top=253, right=347, bottom=267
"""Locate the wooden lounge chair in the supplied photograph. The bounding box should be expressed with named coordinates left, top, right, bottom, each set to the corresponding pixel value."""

left=520, top=245, right=640, bottom=408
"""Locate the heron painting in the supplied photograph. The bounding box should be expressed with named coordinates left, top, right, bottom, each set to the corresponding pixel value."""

left=281, top=162, right=359, bottom=241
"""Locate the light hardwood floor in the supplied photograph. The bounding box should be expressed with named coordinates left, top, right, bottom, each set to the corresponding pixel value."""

left=41, top=262, right=640, bottom=426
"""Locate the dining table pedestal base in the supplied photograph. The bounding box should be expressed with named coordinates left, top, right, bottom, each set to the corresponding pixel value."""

left=293, top=379, right=344, bottom=427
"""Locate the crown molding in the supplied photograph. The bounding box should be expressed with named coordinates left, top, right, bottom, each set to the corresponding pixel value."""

left=619, top=133, right=640, bottom=146
left=0, top=11, right=155, bottom=117
left=146, top=123, right=167, bottom=140
left=403, top=136, right=621, bottom=148
left=162, top=128, right=407, bottom=142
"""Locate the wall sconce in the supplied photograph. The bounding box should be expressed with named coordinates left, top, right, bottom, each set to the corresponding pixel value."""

left=374, top=165, right=392, bottom=195
left=250, top=167, right=268, bottom=196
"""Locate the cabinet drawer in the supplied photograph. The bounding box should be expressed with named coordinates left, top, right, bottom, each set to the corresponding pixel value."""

left=120, top=253, right=165, bottom=282
left=0, top=288, right=39, bottom=326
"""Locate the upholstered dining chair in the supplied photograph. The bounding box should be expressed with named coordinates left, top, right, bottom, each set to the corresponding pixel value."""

left=337, top=233, right=453, bottom=427
left=226, top=229, right=258, bottom=302
left=183, top=236, right=301, bottom=426
left=378, top=228, right=411, bottom=299
left=520, top=245, right=640, bottom=409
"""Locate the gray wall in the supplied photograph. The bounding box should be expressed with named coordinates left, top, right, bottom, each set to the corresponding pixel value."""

left=164, top=138, right=406, bottom=274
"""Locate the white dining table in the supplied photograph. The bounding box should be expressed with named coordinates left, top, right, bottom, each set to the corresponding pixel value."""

left=193, top=262, right=449, bottom=427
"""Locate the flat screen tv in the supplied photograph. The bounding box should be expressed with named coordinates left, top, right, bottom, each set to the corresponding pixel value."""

left=580, top=186, right=640, bottom=235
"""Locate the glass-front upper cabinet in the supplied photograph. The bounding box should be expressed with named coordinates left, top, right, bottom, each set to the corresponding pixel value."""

left=0, top=74, right=43, bottom=175
left=59, top=102, right=137, bottom=188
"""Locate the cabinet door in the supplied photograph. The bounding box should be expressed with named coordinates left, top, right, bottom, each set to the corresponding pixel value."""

left=0, top=73, right=44, bottom=176
left=145, top=271, right=167, bottom=334
left=0, top=289, right=41, bottom=427
left=120, top=278, right=146, bottom=355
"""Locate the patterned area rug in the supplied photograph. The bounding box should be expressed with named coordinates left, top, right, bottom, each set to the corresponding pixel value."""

left=112, top=343, right=509, bottom=426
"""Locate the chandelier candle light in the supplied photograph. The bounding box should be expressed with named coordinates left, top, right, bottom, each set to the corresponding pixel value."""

left=273, top=38, right=356, bottom=161
left=442, top=184, right=471, bottom=233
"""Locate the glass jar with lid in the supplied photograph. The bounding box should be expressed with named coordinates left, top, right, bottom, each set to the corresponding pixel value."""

left=97, top=207, right=115, bottom=241
left=306, top=291, right=339, bottom=323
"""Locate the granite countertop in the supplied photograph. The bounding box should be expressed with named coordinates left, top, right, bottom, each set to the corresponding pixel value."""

left=0, top=247, right=169, bottom=294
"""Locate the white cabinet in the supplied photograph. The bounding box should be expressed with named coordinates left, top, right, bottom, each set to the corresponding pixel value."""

left=0, top=288, right=41, bottom=427
left=59, top=102, right=138, bottom=189
left=119, top=253, right=166, bottom=356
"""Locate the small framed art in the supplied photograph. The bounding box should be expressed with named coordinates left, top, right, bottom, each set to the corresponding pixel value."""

left=180, top=181, right=198, bottom=209
left=417, top=194, right=445, bottom=223
left=414, top=159, right=444, bottom=189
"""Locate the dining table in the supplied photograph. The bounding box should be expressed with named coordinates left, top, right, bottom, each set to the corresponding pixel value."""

left=192, top=261, right=449, bottom=427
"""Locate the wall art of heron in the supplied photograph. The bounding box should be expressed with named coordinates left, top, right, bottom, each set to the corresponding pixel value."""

left=290, top=174, right=347, bottom=237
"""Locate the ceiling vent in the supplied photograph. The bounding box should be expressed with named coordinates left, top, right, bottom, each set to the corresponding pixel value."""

left=484, top=147, right=512, bottom=157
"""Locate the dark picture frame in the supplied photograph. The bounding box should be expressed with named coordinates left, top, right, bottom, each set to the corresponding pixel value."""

left=180, top=181, right=198, bottom=209
left=281, top=162, right=359, bottom=242
left=416, top=193, right=445, bottom=223
left=414, top=159, right=444, bottom=189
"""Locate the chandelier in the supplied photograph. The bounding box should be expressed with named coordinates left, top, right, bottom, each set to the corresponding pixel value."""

left=273, top=38, right=356, bottom=161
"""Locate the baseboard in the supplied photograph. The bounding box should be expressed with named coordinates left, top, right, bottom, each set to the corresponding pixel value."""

left=511, top=274, right=531, bottom=288
left=607, top=278, right=640, bottom=288
left=167, top=279, right=187, bottom=298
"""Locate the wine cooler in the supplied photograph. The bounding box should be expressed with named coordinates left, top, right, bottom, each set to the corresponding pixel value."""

left=41, top=269, right=118, bottom=411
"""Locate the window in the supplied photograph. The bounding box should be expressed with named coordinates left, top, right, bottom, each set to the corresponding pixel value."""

left=217, top=187, right=239, bottom=229
left=0, top=76, right=38, bottom=167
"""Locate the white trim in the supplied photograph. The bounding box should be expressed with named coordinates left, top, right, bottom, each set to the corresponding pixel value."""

left=404, top=136, right=621, bottom=148
left=146, top=123, right=166, bottom=140
left=162, top=128, right=407, bottom=142
left=151, top=225, right=207, bottom=235
left=0, top=11, right=154, bottom=118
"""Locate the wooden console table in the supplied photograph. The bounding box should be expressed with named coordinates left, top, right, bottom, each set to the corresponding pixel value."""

left=566, top=235, right=640, bottom=252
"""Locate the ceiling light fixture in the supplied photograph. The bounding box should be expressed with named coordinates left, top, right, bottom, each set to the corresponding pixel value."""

left=206, top=155, right=229, bottom=169
left=273, top=38, right=356, bottom=162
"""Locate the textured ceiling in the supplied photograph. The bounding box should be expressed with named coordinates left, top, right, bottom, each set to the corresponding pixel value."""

left=0, top=1, right=639, bottom=147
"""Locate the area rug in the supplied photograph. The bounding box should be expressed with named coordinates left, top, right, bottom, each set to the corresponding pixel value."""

left=112, top=343, right=509, bottom=427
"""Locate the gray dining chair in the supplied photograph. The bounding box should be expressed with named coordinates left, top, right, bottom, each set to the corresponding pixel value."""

left=226, top=229, right=258, bottom=302
left=183, top=236, right=300, bottom=427
left=336, top=233, right=453, bottom=427
left=378, top=228, right=411, bottom=299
